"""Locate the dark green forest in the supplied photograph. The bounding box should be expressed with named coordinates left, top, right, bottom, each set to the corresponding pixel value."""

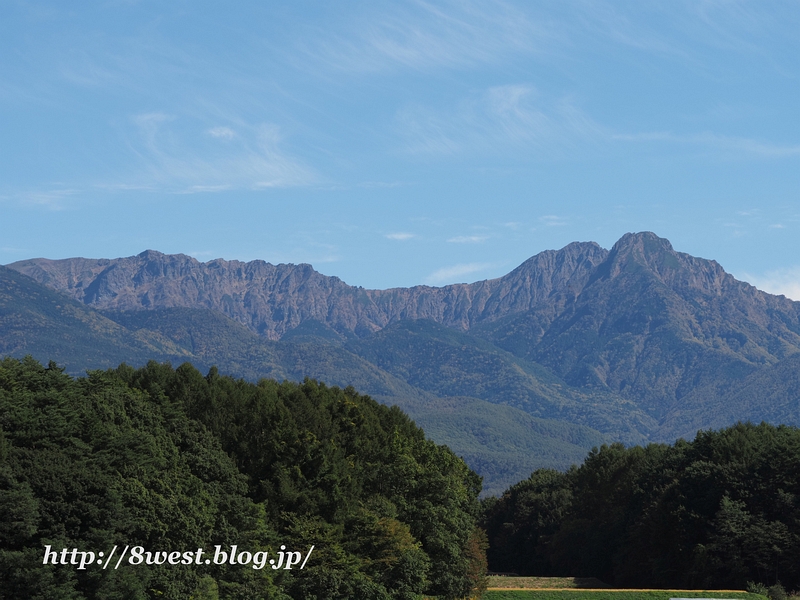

left=4, top=354, right=800, bottom=599
left=482, top=423, right=800, bottom=591
left=0, top=357, right=485, bottom=599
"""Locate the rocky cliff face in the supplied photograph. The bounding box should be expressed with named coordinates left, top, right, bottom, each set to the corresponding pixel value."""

left=10, top=233, right=800, bottom=418
left=8, top=241, right=609, bottom=340
left=7, top=231, right=800, bottom=446
left=523, top=233, right=800, bottom=419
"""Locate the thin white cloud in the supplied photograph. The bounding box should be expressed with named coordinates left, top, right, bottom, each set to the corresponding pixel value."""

left=569, top=0, right=799, bottom=72
left=124, top=115, right=316, bottom=192
left=742, top=267, right=800, bottom=301
left=297, top=1, right=797, bottom=80
left=401, top=83, right=800, bottom=161
left=179, top=185, right=232, bottom=194
left=447, top=235, right=488, bottom=243
left=312, top=255, right=341, bottom=264
left=425, top=262, right=494, bottom=285
left=358, top=181, right=405, bottom=188
left=0, top=246, right=28, bottom=254
left=59, top=51, right=126, bottom=88
left=398, top=84, right=606, bottom=156
left=207, top=127, right=236, bottom=140
left=298, top=0, right=559, bottom=75
left=571, top=2, right=694, bottom=60
left=94, top=183, right=156, bottom=192
left=396, top=105, right=462, bottom=154
left=385, top=232, right=416, bottom=240
left=16, top=188, right=80, bottom=210
left=613, top=131, right=800, bottom=158
left=683, top=0, right=789, bottom=56
left=540, top=215, right=567, bottom=227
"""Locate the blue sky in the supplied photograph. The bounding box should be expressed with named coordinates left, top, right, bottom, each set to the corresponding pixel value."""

left=2, top=1, right=800, bottom=296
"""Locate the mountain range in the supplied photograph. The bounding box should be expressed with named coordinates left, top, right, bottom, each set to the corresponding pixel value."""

left=4, top=231, right=800, bottom=495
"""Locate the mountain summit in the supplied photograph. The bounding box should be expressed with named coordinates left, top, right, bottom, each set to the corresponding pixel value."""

left=6, top=232, right=800, bottom=493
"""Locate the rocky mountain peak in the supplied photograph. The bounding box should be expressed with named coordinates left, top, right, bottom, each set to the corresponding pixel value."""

left=7, top=233, right=800, bottom=496
left=600, top=231, right=677, bottom=277
left=586, top=231, right=735, bottom=299
left=8, top=233, right=796, bottom=347
left=137, top=249, right=171, bottom=260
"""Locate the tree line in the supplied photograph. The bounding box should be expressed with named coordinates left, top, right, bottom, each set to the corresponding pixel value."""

left=7, top=353, right=798, bottom=597
left=0, top=357, right=485, bottom=599
left=481, top=422, right=800, bottom=591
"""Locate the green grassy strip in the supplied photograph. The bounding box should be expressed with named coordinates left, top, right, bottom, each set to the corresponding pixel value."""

left=481, top=591, right=766, bottom=600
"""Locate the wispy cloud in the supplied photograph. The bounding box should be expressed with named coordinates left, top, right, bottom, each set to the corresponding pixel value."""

left=400, top=82, right=800, bottom=161
left=358, top=181, right=405, bottom=189
left=540, top=215, right=567, bottom=227
left=425, top=261, right=494, bottom=285
left=398, top=84, right=605, bottom=156
left=179, top=185, right=232, bottom=194
left=0, top=246, right=29, bottom=255
left=298, top=0, right=558, bottom=75
left=571, top=2, right=694, bottom=60
left=207, top=127, right=236, bottom=140
left=59, top=51, right=127, bottom=88
left=447, top=235, right=488, bottom=243
left=14, top=188, right=80, bottom=210
left=613, top=131, right=800, bottom=158
left=683, top=0, right=789, bottom=56
left=385, top=232, right=416, bottom=240
left=742, top=267, right=800, bottom=301
left=122, top=115, right=316, bottom=192
left=297, top=0, right=797, bottom=79
left=314, top=254, right=342, bottom=264
left=569, top=0, right=798, bottom=71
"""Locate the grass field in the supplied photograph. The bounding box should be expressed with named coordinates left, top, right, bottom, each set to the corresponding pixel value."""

left=481, top=577, right=767, bottom=600
left=482, top=591, right=766, bottom=600
left=486, top=577, right=611, bottom=589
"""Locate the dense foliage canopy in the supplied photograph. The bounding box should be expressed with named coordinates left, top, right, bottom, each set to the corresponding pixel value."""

left=482, top=423, right=800, bottom=591
left=0, top=357, right=484, bottom=599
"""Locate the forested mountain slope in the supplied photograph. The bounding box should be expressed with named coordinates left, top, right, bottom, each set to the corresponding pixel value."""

left=0, top=268, right=604, bottom=496
left=0, top=357, right=484, bottom=599
left=6, top=232, right=800, bottom=491
left=0, top=265, right=190, bottom=368
left=475, top=233, right=800, bottom=439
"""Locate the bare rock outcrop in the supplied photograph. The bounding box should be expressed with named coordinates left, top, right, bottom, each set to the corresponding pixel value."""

left=8, top=242, right=608, bottom=339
